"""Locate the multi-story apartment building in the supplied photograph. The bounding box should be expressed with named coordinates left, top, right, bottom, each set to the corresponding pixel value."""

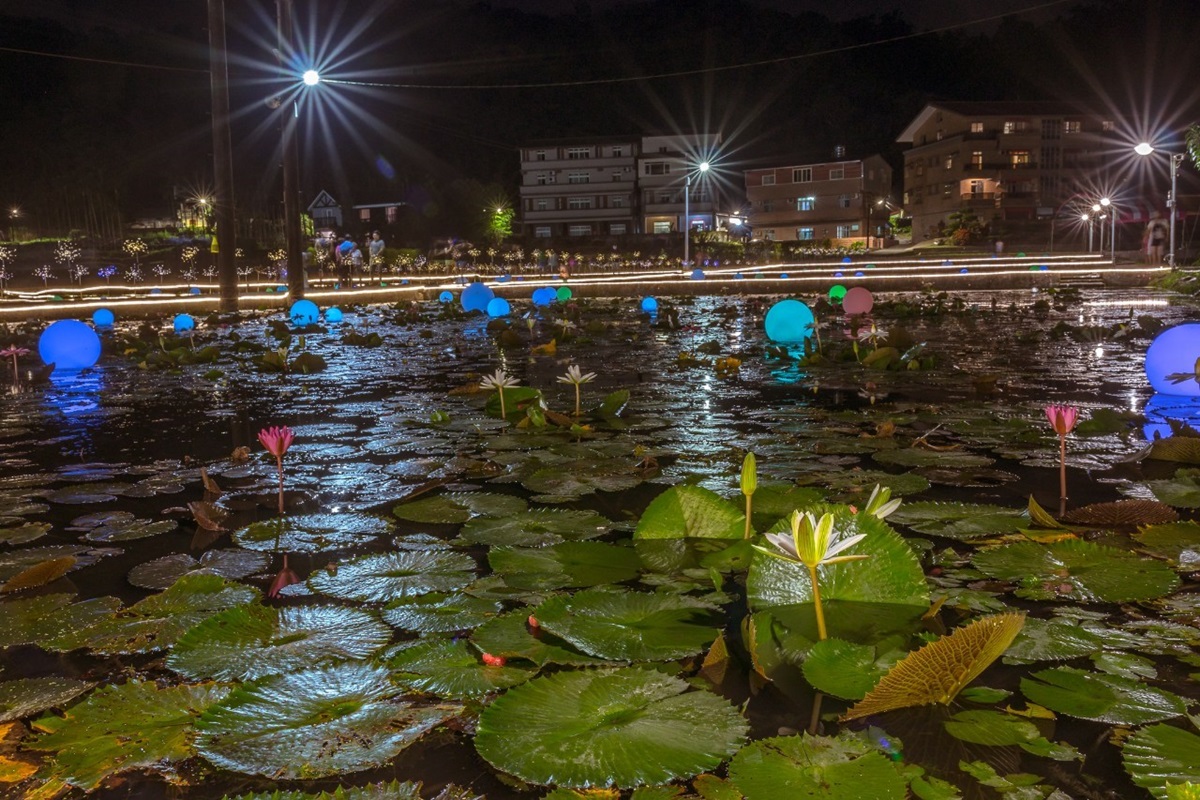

left=744, top=154, right=893, bottom=246
left=897, top=101, right=1118, bottom=240
left=517, top=137, right=640, bottom=239
left=636, top=133, right=725, bottom=235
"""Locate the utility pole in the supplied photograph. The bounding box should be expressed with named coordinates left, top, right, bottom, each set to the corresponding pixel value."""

left=208, top=0, right=238, bottom=311
left=277, top=0, right=305, bottom=299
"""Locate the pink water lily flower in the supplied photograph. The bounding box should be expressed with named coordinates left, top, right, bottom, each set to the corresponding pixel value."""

left=267, top=554, right=301, bottom=598
left=258, top=425, right=294, bottom=514
left=1044, top=405, right=1080, bottom=436
left=1, top=345, right=30, bottom=384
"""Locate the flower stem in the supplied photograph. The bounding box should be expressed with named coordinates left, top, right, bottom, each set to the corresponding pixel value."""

left=744, top=494, right=753, bottom=540
left=574, top=384, right=581, bottom=416
left=1058, top=434, right=1067, bottom=514
left=276, top=457, right=285, bottom=515
left=499, top=389, right=507, bottom=420
left=807, top=565, right=827, bottom=641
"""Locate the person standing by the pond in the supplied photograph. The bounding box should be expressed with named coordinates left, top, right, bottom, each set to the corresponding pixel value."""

left=368, top=231, right=385, bottom=281
left=1145, top=211, right=1169, bottom=265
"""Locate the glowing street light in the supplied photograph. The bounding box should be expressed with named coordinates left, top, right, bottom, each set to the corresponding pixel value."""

left=302, top=69, right=320, bottom=86
left=1082, top=212, right=1093, bottom=252
left=1136, top=141, right=1184, bottom=267
left=683, top=160, right=710, bottom=268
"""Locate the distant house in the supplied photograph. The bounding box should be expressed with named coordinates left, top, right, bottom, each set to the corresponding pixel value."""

left=308, top=190, right=342, bottom=229
left=350, top=200, right=408, bottom=231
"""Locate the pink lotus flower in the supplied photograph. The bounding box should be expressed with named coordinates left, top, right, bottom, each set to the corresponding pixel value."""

left=1044, top=405, right=1080, bottom=436
left=1, top=345, right=30, bottom=384
left=267, top=554, right=301, bottom=598
left=258, top=425, right=294, bottom=514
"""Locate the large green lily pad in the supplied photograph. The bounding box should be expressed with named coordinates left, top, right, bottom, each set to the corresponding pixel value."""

left=218, top=781, right=426, bottom=800
left=872, top=448, right=993, bottom=469
left=393, top=492, right=527, bottom=524
left=386, top=638, right=537, bottom=698
left=29, top=681, right=230, bottom=791
left=167, top=604, right=392, bottom=681
left=470, top=610, right=611, bottom=667
left=382, top=592, right=502, bottom=634
left=0, top=594, right=120, bottom=650
left=800, top=638, right=886, bottom=701
left=457, top=509, right=612, bottom=547
left=0, top=677, right=93, bottom=722
left=475, top=667, right=748, bottom=788
left=1020, top=667, right=1187, bottom=724
left=1002, top=617, right=1105, bottom=664
left=127, top=549, right=270, bottom=591
left=233, top=513, right=390, bottom=553
left=1135, top=521, right=1200, bottom=567
left=1147, top=469, right=1200, bottom=508
left=532, top=588, right=721, bottom=661
left=1123, top=724, right=1200, bottom=800
left=308, top=550, right=477, bottom=603
left=488, top=541, right=641, bottom=590
left=727, top=733, right=907, bottom=799
left=633, top=485, right=745, bottom=540
left=888, top=502, right=1027, bottom=540
left=0, top=522, right=52, bottom=545
left=972, top=539, right=1181, bottom=603
left=196, top=663, right=460, bottom=780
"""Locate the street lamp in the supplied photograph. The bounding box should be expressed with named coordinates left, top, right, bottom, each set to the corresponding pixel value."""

left=302, top=69, right=320, bottom=86
left=1099, top=197, right=1116, bottom=261
left=683, top=161, right=710, bottom=268
left=1135, top=142, right=1184, bottom=267
left=1082, top=212, right=1092, bottom=251
left=7, top=207, right=18, bottom=243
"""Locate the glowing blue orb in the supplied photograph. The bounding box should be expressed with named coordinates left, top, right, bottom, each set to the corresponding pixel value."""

left=173, top=314, right=195, bottom=333
left=641, top=297, right=658, bottom=313
left=461, top=282, right=494, bottom=313
left=92, top=308, right=115, bottom=327
left=842, top=257, right=852, bottom=264
left=690, top=269, right=705, bottom=280
left=780, top=273, right=789, bottom=279
left=532, top=287, right=555, bottom=306
left=734, top=273, right=744, bottom=280
left=38, top=320, right=101, bottom=371
left=150, top=288, right=162, bottom=295
left=1143, top=392, right=1200, bottom=439
left=486, top=297, right=511, bottom=317
left=498, top=275, right=510, bottom=283
left=834, top=272, right=844, bottom=278
left=764, top=299, right=815, bottom=345
left=289, top=299, right=320, bottom=326
left=1040, top=265, right=1049, bottom=271
left=556, top=286, right=573, bottom=302
left=1146, top=323, right=1200, bottom=396
left=325, top=307, right=344, bottom=323
left=190, top=287, right=201, bottom=295
left=439, top=291, right=454, bottom=303
left=959, top=268, right=969, bottom=274
left=855, top=271, right=865, bottom=277
left=943, top=260, right=953, bottom=266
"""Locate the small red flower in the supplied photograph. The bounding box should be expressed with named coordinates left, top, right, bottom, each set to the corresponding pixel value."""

left=527, top=615, right=540, bottom=629
left=481, top=652, right=507, bottom=667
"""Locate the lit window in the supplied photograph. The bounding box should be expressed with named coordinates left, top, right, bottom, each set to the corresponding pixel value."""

left=1003, top=120, right=1029, bottom=134
left=944, top=154, right=954, bottom=169
left=385, top=206, right=398, bottom=223
left=764, top=229, right=776, bottom=241
left=970, top=122, right=984, bottom=133
left=566, top=147, right=591, bottom=159
left=536, top=173, right=555, bottom=185
left=359, top=209, right=370, bottom=221
left=653, top=221, right=672, bottom=233
left=836, top=225, right=852, bottom=238
left=838, top=195, right=852, bottom=209
left=645, top=162, right=670, bottom=176
left=610, top=223, right=626, bottom=235
left=797, top=227, right=814, bottom=240
left=534, top=150, right=546, bottom=161
left=1064, top=120, right=1081, bottom=134
left=568, top=224, right=592, bottom=236
left=796, top=197, right=815, bottom=211
left=1102, top=120, right=1115, bottom=131
left=536, top=199, right=548, bottom=211
left=1008, top=150, right=1031, bottom=166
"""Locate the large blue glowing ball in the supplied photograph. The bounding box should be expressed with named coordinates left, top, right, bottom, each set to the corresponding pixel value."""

left=780, top=273, right=789, bottom=279
left=438, top=291, right=454, bottom=303
left=842, top=257, right=852, bottom=264
left=289, top=299, right=320, bottom=326
left=1146, top=323, right=1200, bottom=396
left=641, top=296, right=658, bottom=313
left=764, top=299, right=815, bottom=345
left=486, top=297, right=511, bottom=317
left=92, top=308, right=115, bottom=328
left=325, top=307, right=344, bottom=323
left=532, top=287, right=555, bottom=306
left=556, top=286, right=573, bottom=302
left=734, top=273, right=744, bottom=280
left=691, top=269, right=705, bottom=280
left=38, top=320, right=102, bottom=371
left=1040, top=265, right=1049, bottom=271
left=461, top=282, right=494, bottom=313
left=1143, top=393, right=1200, bottom=439
left=959, top=268, right=969, bottom=274
left=173, top=314, right=195, bottom=333
left=190, top=287, right=201, bottom=295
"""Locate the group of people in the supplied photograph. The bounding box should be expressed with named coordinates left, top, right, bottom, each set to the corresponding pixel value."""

left=314, top=231, right=386, bottom=285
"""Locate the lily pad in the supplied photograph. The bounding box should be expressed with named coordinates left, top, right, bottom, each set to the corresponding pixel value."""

left=727, top=733, right=907, bottom=800
left=489, top=542, right=641, bottom=590
left=1147, top=469, right=1200, bottom=508
left=0, top=593, right=119, bottom=649
left=127, top=549, right=271, bottom=591
left=634, top=485, right=745, bottom=540
left=393, top=492, right=527, bottom=524
left=972, top=539, right=1181, bottom=603
left=1123, top=724, right=1200, bottom=800
left=219, top=781, right=426, bottom=800
left=470, top=610, right=611, bottom=667
left=533, top=588, right=721, bottom=661
left=0, top=522, right=51, bottom=545
left=802, top=469, right=930, bottom=498
left=1020, top=666, right=1186, bottom=724
left=800, top=638, right=886, bottom=701
left=475, top=667, right=748, bottom=788
left=386, top=638, right=537, bottom=698
left=81, top=517, right=177, bottom=542
left=1135, top=521, right=1200, bottom=567
left=0, top=677, right=93, bottom=722
left=1002, top=617, right=1105, bottom=664
left=888, top=502, right=1027, bottom=540
left=196, top=663, right=459, bottom=780
left=234, top=513, right=390, bottom=554
left=943, top=709, right=1079, bottom=760
left=308, top=550, right=477, bottom=603
left=29, top=681, right=230, bottom=791
left=167, top=604, right=392, bottom=681
left=382, top=592, right=502, bottom=634
left=457, top=509, right=612, bottom=547
left=872, top=448, right=993, bottom=469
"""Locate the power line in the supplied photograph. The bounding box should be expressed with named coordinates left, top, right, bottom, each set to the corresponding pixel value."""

left=0, top=44, right=208, bottom=74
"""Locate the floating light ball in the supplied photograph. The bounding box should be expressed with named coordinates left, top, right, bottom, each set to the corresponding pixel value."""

left=834, top=272, right=844, bottom=278
left=690, top=269, right=705, bottom=280
left=438, top=291, right=454, bottom=303
left=942, top=260, right=953, bottom=266
left=461, top=282, right=495, bottom=313
left=497, top=275, right=510, bottom=283
left=841, top=257, right=852, bottom=264
left=38, top=319, right=101, bottom=371
left=173, top=314, right=195, bottom=333
left=779, top=273, right=789, bottom=279
left=486, top=297, right=511, bottom=317
left=150, top=288, right=162, bottom=295
left=828, top=284, right=847, bottom=301
left=734, top=273, right=744, bottom=280
left=1145, top=323, right=1200, bottom=396
left=854, top=271, right=865, bottom=277
left=842, top=286, right=874, bottom=315
left=764, top=299, right=815, bottom=345
left=190, top=287, right=201, bottom=295
left=959, top=268, right=969, bottom=274
left=641, top=297, right=658, bottom=313
left=532, top=287, right=555, bottom=306
left=289, top=299, right=320, bottom=326
left=92, top=308, right=115, bottom=328
left=556, top=286, right=572, bottom=302
left=1039, top=265, right=1049, bottom=271
left=325, top=307, right=344, bottom=323
left=1143, top=393, right=1200, bottom=440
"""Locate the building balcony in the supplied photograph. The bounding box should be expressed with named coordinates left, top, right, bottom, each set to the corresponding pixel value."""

left=521, top=157, right=635, bottom=171
left=960, top=192, right=998, bottom=202
left=523, top=208, right=633, bottom=222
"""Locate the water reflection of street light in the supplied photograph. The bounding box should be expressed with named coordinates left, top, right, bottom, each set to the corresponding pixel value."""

left=1135, top=141, right=1184, bottom=267
left=683, top=161, right=710, bottom=268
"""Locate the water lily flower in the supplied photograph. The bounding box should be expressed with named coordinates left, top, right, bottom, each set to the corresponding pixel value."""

left=481, top=652, right=507, bottom=667
left=257, top=425, right=294, bottom=514
left=863, top=484, right=902, bottom=520
left=1, top=345, right=30, bottom=384
left=267, top=554, right=300, bottom=598
left=1044, top=404, right=1081, bottom=514
left=557, top=364, right=596, bottom=416
left=480, top=368, right=519, bottom=419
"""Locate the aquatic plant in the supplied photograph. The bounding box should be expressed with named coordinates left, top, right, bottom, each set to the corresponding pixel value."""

left=862, top=484, right=902, bottom=520
left=741, top=452, right=757, bottom=540
left=556, top=364, right=595, bottom=416
left=1, top=344, right=29, bottom=383
left=1044, top=404, right=1080, bottom=512
left=480, top=368, right=519, bottom=420
left=257, top=425, right=294, bottom=515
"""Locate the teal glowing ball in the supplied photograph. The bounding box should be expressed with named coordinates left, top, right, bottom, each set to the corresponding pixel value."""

left=690, top=269, right=705, bottom=280
left=1146, top=323, right=1200, bottom=396
left=38, top=319, right=101, bottom=371
left=289, top=299, right=320, bottom=326
left=532, top=287, right=555, bottom=306
left=461, top=282, right=494, bottom=313
left=173, top=314, right=195, bottom=333
left=439, top=291, right=454, bottom=303
left=828, top=284, right=847, bottom=301
left=641, top=297, right=658, bottom=313
left=764, top=299, right=815, bottom=345
left=556, top=286, right=572, bottom=302
left=486, top=297, right=511, bottom=317
left=325, top=307, right=343, bottom=323
left=92, top=308, right=115, bottom=327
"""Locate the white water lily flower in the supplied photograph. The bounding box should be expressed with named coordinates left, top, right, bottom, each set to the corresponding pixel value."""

left=479, top=368, right=519, bottom=391
left=556, top=365, right=596, bottom=387
left=864, top=484, right=902, bottom=520
left=756, top=510, right=868, bottom=570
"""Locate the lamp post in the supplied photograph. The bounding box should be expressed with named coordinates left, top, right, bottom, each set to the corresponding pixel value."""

left=1083, top=213, right=1092, bottom=252
left=1100, top=197, right=1116, bottom=262
left=207, top=0, right=238, bottom=311
left=7, top=207, right=18, bottom=243
left=682, top=160, right=710, bottom=268
left=1135, top=142, right=1184, bottom=268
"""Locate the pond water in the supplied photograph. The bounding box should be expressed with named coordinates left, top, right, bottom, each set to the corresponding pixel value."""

left=1, top=287, right=1199, bottom=800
